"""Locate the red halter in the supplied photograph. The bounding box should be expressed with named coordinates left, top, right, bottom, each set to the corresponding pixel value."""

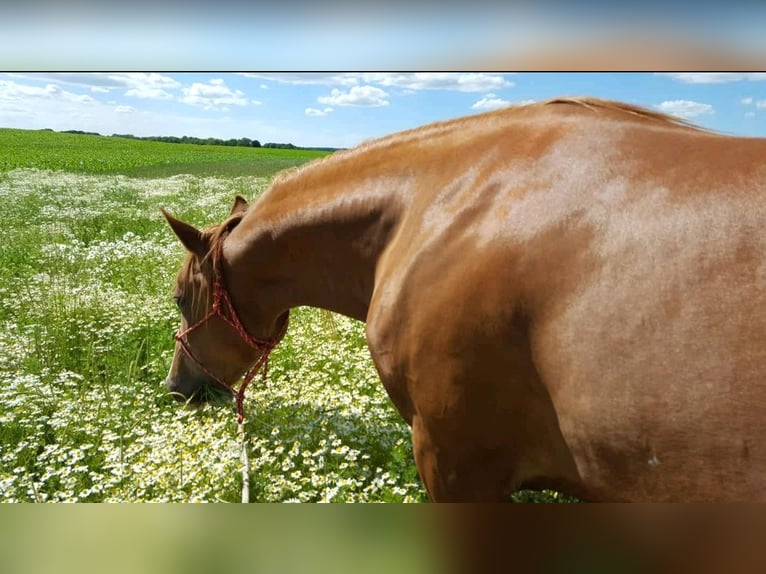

left=174, top=271, right=287, bottom=424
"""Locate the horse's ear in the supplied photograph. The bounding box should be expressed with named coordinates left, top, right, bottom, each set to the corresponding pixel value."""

left=160, top=208, right=209, bottom=258
left=230, top=195, right=249, bottom=216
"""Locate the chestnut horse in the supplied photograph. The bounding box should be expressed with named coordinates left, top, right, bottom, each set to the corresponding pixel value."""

left=162, top=97, right=766, bottom=502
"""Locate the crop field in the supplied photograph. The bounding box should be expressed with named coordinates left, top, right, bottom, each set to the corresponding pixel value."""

left=0, top=128, right=327, bottom=177
left=0, top=129, right=565, bottom=502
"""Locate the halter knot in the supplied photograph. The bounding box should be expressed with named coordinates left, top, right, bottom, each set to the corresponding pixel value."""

left=174, top=265, right=286, bottom=423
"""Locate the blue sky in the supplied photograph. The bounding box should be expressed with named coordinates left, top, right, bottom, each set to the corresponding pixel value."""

left=1, top=73, right=766, bottom=149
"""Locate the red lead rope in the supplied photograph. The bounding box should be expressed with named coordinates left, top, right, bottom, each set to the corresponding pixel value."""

left=174, top=279, right=286, bottom=423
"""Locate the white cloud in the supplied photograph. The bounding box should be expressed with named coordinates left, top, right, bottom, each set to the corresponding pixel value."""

left=659, top=73, right=766, bottom=84
left=0, top=80, right=95, bottom=104
left=238, top=73, right=358, bottom=87
left=125, top=87, right=174, bottom=100
left=655, top=100, right=714, bottom=119
left=260, top=84, right=269, bottom=89
left=361, top=73, right=513, bottom=93
left=741, top=97, right=753, bottom=105
left=745, top=111, right=756, bottom=118
left=115, top=105, right=136, bottom=113
left=117, top=73, right=182, bottom=100
left=305, top=107, right=333, bottom=116
left=471, top=95, right=535, bottom=111
left=0, top=79, right=139, bottom=134
left=180, top=78, right=252, bottom=111
left=110, top=73, right=180, bottom=89
left=240, top=72, right=513, bottom=93
left=471, top=94, right=512, bottom=111
left=318, top=86, right=389, bottom=107
left=9, top=73, right=181, bottom=96
left=757, top=100, right=766, bottom=109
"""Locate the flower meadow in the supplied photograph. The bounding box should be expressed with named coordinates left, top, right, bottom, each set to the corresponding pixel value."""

left=0, top=167, right=426, bottom=502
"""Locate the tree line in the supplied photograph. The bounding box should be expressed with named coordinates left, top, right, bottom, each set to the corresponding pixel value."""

left=53, top=129, right=339, bottom=152
left=112, top=133, right=269, bottom=148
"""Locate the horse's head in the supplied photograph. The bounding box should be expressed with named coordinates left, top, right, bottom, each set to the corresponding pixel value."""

left=161, top=196, right=286, bottom=406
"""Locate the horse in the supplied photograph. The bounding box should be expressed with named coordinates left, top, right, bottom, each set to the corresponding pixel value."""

left=161, top=96, right=766, bottom=502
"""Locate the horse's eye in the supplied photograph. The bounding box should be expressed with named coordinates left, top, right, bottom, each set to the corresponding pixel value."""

left=173, top=294, right=183, bottom=309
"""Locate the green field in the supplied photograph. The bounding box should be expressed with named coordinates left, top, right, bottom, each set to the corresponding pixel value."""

left=0, top=129, right=568, bottom=502
left=0, top=128, right=327, bottom=178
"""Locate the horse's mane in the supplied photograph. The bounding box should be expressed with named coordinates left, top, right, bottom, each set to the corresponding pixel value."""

left=540, top=96, right=700, bottom=129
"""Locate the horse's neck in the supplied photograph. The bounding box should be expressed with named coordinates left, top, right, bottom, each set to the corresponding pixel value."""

left=227, top=169, right=405, bottom=322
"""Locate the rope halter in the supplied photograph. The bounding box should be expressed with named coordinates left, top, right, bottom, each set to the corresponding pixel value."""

left=174, top=246, right=286, bottom=423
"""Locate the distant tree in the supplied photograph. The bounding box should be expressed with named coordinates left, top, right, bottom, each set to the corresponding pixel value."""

left=263, top=142, right=296, bottom=149
left=62, top=129, right=101, bottom=136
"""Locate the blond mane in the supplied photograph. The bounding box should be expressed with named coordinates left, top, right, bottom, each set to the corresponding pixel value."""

left=276, top=97, right=703, bottom=186
left=540, top=96, right=700, bottom=129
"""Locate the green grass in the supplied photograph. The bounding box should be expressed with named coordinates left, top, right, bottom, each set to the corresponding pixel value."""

left=0, top=128, right=327, bottom=177
left=0, top=128, right=572, bottom=502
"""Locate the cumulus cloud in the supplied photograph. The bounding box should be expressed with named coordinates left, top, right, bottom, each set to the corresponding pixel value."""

left=659, top=73, right=766, bottom=84
left=318, top=86, right=389, bottom=107
left=238, top=73, right=358, bottom=87
left=125, top=87, right=174, bottom=100
left=6, top=73, right=183, bottom=102
left=757, top=100, right=766, bottom=109
left=111, top=72, right=180, bottom=88
left=655, top=100, right=714, bottom=118
left=0, top=80, right=95, bottom=104
left=471, top=94, right=512, bottom=111
left=115, top=105, right=136, bottom=113
left=0, top=78, right=145, bottom=134
left=179, top=78, right=256, bottom=111
left=305, top=107, right=333, bottom=116
left=11, top=73, right=181, bottom=97
left=741, top=97, right=753, bottom=105
left=362, top=73, right=513, bottom=93
left=243, top=72, right=513, bottom=93
left=471, top=95, right=535, bottom=111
